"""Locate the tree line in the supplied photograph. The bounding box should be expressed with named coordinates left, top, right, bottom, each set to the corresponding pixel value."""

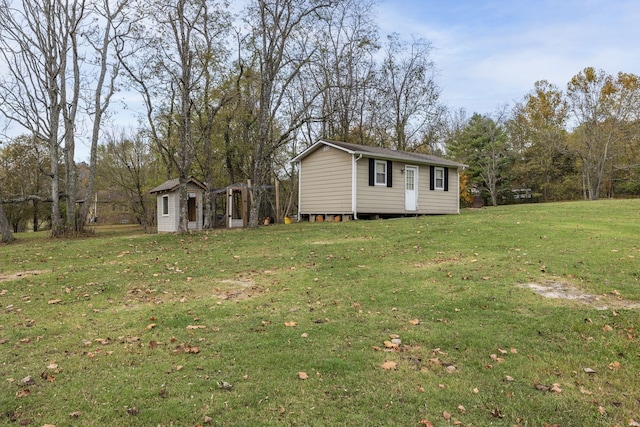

left=1, top=0, right=443, bottom=240
left=1, top=0, right=639, bottom=242
left=449, top=70, right=640, bottom=207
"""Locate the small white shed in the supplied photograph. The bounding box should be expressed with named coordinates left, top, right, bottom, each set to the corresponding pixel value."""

left=150, top=177, right=206, bottom=233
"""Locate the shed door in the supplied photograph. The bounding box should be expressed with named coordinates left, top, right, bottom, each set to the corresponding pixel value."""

left=405, top=166, right=418, bottom=211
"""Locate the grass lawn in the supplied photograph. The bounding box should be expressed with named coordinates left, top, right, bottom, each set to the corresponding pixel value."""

left=1, top=200, right=639, bottom=426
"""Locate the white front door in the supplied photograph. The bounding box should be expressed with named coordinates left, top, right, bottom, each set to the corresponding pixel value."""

left=405, top=166, right=418, bottom=211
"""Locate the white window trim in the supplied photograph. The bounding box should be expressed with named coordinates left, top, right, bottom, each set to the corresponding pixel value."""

left=162, top=195, right=169, bottom=216
left=434, top=167, right=445, bottom=190
left=375, top=160, right=387, bottom=186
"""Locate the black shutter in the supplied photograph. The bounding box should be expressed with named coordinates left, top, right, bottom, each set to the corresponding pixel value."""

left=429, top=166, right=435, bottom=190
left=444, top=167, right=449, bottom=191
left=368, top=158, right=374, bottom=186
left=387, top=160, right=392, bottom=187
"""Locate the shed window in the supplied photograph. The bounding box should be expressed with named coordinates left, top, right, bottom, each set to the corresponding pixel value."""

left=430, top=166, right=449, bottom=191
left=375, top=160, right=387, bottom=186
left=162, top=195, right=169, bottom=216
left=434, top=167, right=445, bottom=190
left=369, top=158, right=393, bottom=187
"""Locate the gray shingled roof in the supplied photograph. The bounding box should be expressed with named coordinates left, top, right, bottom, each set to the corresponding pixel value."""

left=149, top=177, right=206, bottom=194
left=292, top=139, right=466, bottom=168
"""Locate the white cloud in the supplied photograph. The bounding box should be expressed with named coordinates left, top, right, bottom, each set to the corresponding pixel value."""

left=376, top=0, right=640, bottom=115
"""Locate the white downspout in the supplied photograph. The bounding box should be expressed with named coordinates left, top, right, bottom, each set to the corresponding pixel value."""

left=457, top=167, right=460, bottom=214
left=352, top=154, right=362, bottom=219
left=296, top=162, right=302, bottom=222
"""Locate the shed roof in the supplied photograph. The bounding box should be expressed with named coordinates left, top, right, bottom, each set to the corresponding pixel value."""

left=291, top=139, right=466, bottom=168
left=149, top=176, right=207, bottom=194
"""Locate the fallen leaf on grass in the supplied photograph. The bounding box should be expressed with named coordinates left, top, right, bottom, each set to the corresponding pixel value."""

left=69, top=411, right=81, bottom=418
left=457, top=405, right=466, bottom=413
left=628, top=419, right=640, bottom=426
left=146, top=323, right=157, bottom=330
left=217, top=381, right=233, bottom=390
left=186, top=325, right=206, bottom=330
left=383, top=340, right=399, bottom=349
left=418, top=420, right=434, bottom=427
left=490, top=407, right=503, bottom=418
left=443, top=411, right=451, bottom=421
left=535, top=384, right=550, bottom=392
left=48, top=299, right=62, bottom=305
left=409, top=318, right=420, bottom=325
left=381, top=361, right=397, bottom=370
left=20, top=376, right=35, bottom=385
left=583, top=367, right=596, bottom=374
left=598, top=406, right=606, bottom=415
left=16, top=389, right=31, bottom=398
left=603, top=325, right=613, bottom=332
left=579, top=386, right=592, bottom=395
left=284, top=321, right=297, bottom=327
left=298, top=372, right=309, bottom=380
left=550, top=383, right=562, bottom=393
left=608, top=361, right=622, bottom=370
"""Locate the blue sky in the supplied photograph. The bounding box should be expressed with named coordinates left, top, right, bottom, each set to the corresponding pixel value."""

left=376, top=0, right=640, bottom=115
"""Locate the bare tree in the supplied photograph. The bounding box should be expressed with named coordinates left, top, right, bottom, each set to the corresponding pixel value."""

left=379, top=33, right=444, bottom=151
left=0, top=0, right=78, bottom=236
left=76, top=0, right=130, bottom=233
left=120, top=0, right=230, bottom=233
left=0, top=0, right=130, bottom=236
left=313, top=0, right=379, bottom=144
left=245, top=0, right=334, bottom=228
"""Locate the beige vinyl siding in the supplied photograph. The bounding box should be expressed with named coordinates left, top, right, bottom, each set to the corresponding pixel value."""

left=421, top=166, right=460, bottom=214
left=156, top=192, right=180, bottom=232
left=356, top=159, right=404, bottom=213
left=356, top=160, right=460, bottom=215
left=299, top=146, right=353, bottom=214
left=155, top=183, right=204, bottom=232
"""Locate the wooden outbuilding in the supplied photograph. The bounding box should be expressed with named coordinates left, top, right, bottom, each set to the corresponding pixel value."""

left=149, top=177, right=206, bottom=233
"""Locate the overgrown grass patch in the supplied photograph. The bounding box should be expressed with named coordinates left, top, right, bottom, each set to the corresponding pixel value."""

left=1, top=200, right=639, bottom=426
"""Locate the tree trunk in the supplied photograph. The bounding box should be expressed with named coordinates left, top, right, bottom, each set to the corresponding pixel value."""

left=178, top=177, right=189, bottom=234
left=33, top=200, right=39, bottom=232
left=0, top=203, right=14, bottom=243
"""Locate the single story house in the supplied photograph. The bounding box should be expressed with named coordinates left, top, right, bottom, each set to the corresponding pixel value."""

left=291, top=139, right=467, bottom=220
left=149, top=177, right=205, bottom=233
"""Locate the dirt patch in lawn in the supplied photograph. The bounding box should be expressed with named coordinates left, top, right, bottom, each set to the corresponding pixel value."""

left=213, top=279, right=258, bottom=301
left=519, top=281, right=640, bottom=310
left=0, top=270, right=50, bottom=282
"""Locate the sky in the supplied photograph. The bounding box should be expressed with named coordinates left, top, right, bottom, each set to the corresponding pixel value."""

left=376, top=0, right=640, bottom=116
left=3, top=0, right=639, bottom=162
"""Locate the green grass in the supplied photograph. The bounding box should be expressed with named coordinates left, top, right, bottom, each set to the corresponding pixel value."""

left=1, top=200, right=639, bottom=426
